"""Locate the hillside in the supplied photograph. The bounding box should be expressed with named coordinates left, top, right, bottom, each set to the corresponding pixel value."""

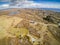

left=0, top=8, right=60, bottom=45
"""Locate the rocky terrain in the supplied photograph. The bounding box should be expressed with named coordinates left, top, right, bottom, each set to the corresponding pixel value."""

left=0, top=8, right=60, bottom=45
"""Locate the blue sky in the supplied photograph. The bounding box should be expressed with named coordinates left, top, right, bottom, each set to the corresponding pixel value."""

left=0, top=0, right=60, bottom=4
left=0, top=0, right=60, bottom=9
left=33, top=0, right=60, bottom=2
left=34, top=0, right=60, bottom=2
left=0, top=2, right=9, bottom=5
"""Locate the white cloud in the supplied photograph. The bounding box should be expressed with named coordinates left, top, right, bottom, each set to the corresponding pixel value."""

left=9, top=0, right=60, bottom=9
left=0, top=4, right=9, bottom=9
left=0, top=0, right=60, bottom=9
left=33, top=3, right=60, bottom=9
left=1, top=4, right=9, bottom=7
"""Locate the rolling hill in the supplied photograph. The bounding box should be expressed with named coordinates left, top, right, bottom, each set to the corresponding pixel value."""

left=0, top=8, right=60, bottom=45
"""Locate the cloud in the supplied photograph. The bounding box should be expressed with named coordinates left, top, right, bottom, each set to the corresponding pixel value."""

left=0, top=4, right=9, bottom=8
left=0, top=0, right=60, bottom=9
left=32, top=3, right=60, bottom=9
left=2, top=4, right=9, bottom=7
left=10, top=1, right=60, bottom=9
left=0, top=4, right=9, bottom=9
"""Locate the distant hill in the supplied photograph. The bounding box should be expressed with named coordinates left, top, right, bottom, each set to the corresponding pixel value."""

left=40, top=8, right=60, bottom=12
left=0, top=8, right=60, bottom=12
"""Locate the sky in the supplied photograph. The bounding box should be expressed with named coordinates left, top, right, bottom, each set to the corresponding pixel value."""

left=33, top=0, right=60, bottom=3
left=0, top=0, right=60, bottom=9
